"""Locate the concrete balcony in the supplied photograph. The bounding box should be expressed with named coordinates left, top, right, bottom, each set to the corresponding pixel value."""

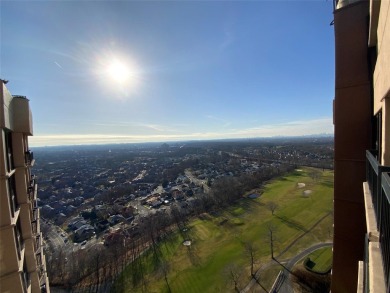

left=334, top=0, right=365, bottom=10
left=31, top=211, right=40, bottom=237
left=15, top=170, right=29, bottom=205
left=0, top=224, right=25, bottom=274
left=359, top=150, right=390, bottom=292
left=0, top=271, right=30, bottom=293
left=11, top=96, right=33, bottom=136
left=25, top=150, right=34, bottom=167
left=20, top=203, right=33, bottom=240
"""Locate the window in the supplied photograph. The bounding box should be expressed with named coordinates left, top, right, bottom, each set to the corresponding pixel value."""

left=14, top=218, right=24, bottom=260
left=4, top=131, right=14, bottom=172
left=8, top=175, right=18, bottom=217
left=21, top=258, right=30, bottom=293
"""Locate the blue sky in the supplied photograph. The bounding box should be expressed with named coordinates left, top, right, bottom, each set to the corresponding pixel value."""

left=1, top=1, right=335, bottom=146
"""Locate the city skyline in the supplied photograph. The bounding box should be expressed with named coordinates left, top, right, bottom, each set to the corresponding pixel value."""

left=1, top=1, right=335, bottom=147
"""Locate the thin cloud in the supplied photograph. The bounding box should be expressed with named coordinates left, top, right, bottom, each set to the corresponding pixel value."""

left=54, top=61, right=63, bottom=69
left=205, top=115, right=231, bottom=127
left=30, top=117, right=333, bottom=147
left=138, top=123, right=178, bottom=133
left=238, top=118, right=333, bottom=137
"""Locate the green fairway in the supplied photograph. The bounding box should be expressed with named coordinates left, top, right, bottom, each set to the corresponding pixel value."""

left=116, top=167, right=333, bottom=293
left=304, top=247, right=333, bottom=274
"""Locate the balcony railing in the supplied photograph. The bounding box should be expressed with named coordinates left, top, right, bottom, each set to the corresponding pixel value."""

left=31, top=218, right=38, bottom=236
left=8, top=175, right=19, bottom=218
left=380, top=172, right=390, bottom=292
left=31, top=206, right=39, bottom=225
left=35, top=233, right=42, bottom=255
left=15, top=219, right=24, bottom=261
left=25, top=150, right=34, bottom=166
left=27, top=178, right=36, bottom=202
left=22, top=258, right=31, bottom=293
left=366, top=150, right=390, bottom=291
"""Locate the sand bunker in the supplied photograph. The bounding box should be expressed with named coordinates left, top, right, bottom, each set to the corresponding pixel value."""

left=297, top=183, right=306, bottom=188
left=183, top=240, right=192, bottom=246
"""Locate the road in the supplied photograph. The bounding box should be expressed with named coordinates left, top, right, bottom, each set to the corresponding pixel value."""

left=43, top=221, right=67, bottom=250
left=270, top=242, right=333, bottom=293
left=241, top=242, right=332, bottom=293
left=184, top=169, right=210, bottom=193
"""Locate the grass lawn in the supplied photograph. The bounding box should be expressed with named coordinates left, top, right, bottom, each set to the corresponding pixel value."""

left=304, top=246, right=333, bottom=273
left=116, top=167, right=333, bottom=293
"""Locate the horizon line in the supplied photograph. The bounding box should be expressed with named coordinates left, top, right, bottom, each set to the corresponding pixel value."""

left=29, top=133, right=334, bottom=148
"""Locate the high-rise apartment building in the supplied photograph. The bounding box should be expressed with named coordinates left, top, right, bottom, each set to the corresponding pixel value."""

left=0, top=80, right=50, bottom=292
left=333, top=0, right=389, bottom=292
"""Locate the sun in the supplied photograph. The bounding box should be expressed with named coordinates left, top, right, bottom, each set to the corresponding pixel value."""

left=107, top=59, right=130, bottom=83
left=96, top=53, right=141, bottom=95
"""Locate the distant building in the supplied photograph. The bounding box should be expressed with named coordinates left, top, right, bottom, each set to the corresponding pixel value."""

left=0, top=80, right=50, bottom=292
left=68, top=217, right=87, bottom=230
left=333, top=0, right=390, bottom=292
left=74, top=224, right=95, bottom=242
left=107, top=214, right=125, bottom=225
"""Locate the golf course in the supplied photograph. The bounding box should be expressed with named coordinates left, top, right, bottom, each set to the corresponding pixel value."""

left=116, top=167, right=334, bottom=292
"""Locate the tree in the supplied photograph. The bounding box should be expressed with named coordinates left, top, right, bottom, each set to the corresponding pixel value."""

left=266, top=201, right=278, bottom=216
left=290, top=265, right=330, bottom=293
left=244, top=242, right=258, bottom=277
left=224, top=264, right=242, bottom=293
left=266, top=223, right=278, bottom=259
left=242, top=241, right=269, bottom=291
left=160, top=261, right=172, bottom=293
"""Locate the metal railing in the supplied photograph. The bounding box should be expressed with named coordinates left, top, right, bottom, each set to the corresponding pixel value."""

left=380, top=172, right=390, bottom=292
left=364, top=234, right=369, bottom=292
left=31, top=219, right=38, bottom=236
left=366, top=150, right=390, bottom=291
left=34, top=234, right=41, bottom=253
left=27, top=178, right=36, bottom=202
left=15, top=220, right=24, bottom=261
left=25, top=150, right=34, bottom=166
left=21, top=259, right=31, bottom=293
left=366, top=150, right=390, bottom=228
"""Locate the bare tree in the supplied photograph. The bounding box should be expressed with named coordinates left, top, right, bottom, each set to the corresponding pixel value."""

left=224, top=264, right=242, bottom=293
left=160, top=261, right=172, bottom=293
left=266, top=223, right=277, bottom=259
left=243, top=242, right=269, bottom=292
left=290, top=266, right=330, bottom=293
left=244, top=242, right=258, bottom=277
left=266, top=201, right=278, bottom=216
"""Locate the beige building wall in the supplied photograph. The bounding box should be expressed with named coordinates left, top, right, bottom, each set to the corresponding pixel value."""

left=372, top=0, right=390, bottom=164
left=383, top=100, right=390, bottom=164
left=0, top=80, right=49, bottom=293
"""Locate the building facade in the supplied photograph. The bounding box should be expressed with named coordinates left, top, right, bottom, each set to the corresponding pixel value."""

left=0, top=80, right=50, bottom=292
left=333, top=0, right=389, bottom=292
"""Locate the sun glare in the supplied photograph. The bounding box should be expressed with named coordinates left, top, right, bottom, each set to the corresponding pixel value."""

left=96, top=52, right=141, bottom=96
left=107, top=60, right=130, bottom=83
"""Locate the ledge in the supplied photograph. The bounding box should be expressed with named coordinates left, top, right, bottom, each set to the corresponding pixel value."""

left=363, top=182, right=379, bottom=242
left=357, top=260, right=364, bottom=293
left=368, top=242, right=386, bottom=292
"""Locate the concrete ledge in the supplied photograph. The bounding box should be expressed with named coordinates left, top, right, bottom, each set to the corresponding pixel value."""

left=357, top=260, right=364, bottom=293
left=369, top=242, right=386, bottom=292
left=363, top=182, right=379, bottom=241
